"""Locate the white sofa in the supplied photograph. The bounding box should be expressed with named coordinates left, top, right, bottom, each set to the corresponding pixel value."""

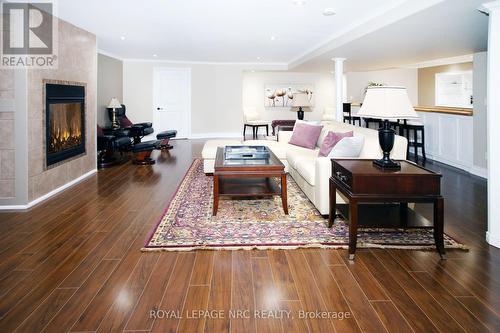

left=201, top=121, right=408, bottom=215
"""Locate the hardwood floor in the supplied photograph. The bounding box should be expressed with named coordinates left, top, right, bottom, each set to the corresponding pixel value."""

left=0, top=139, right=498, bottom=333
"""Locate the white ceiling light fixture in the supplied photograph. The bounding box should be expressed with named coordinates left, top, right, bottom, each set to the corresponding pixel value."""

left=292, top=0, right=306, bottom=6
left=323, top=8, right=336, bottom=16
left=256, top=56, right=261, bottom=60
left=120, top=36, right=126, bottom=40
left=270, top=36, right=276, bottom=41
left=153, top=54, right=158, bottom=57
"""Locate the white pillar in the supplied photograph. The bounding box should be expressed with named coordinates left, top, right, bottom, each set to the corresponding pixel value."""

left=482, top=1, right=500, bottom=248
left=333, top=58, right=346, bottom=122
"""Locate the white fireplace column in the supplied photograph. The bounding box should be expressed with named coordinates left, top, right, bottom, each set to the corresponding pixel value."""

left=333, top=58, right=346, bottom=121
left=482, top=1, right=500, bottom=248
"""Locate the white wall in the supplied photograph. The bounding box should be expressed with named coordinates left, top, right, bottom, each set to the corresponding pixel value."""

left=346, top=68, right=418, bottom=105
left=242, top=72, right=335, bottom=121
left=123, top=61, right=244, bottom=137
left=473, top=52, right=488, bottom=172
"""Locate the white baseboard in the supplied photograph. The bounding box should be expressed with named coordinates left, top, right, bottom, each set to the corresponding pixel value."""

left=470, top=166, right=488, bottom=179
left=189, top=132, right=242, bottom=139
left=486, top=231, right=500, bottom=248
left=0, top=169, right=97, bottom=211
left=424, top=153, right=487, bottom=179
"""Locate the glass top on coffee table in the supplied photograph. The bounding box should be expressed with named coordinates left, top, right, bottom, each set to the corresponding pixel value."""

left=216, top=146, right=283, bottom=168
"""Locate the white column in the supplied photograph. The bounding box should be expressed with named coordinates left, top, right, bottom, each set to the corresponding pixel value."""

left=333, top=58, right=346, bottom=122
left=482, top=1, right=500, bottom=248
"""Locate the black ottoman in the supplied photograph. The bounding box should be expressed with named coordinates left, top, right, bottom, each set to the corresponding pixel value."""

left=132, top=140, right=160, bottom=165
left=156, top=130, right=177, bottom=150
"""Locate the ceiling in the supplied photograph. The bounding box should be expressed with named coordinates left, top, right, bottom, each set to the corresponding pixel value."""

left=57, top=0, right=410, bottom=63
left=56, top=0, right=489, bottom=71
left=290, top=0, right=489, bottom=72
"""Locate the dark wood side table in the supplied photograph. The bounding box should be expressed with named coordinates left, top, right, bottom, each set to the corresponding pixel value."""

left=328, top=159, right=444, bottom=260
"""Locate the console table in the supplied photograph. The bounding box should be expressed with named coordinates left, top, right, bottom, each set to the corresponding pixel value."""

left=328, top=159, right=444, bottom=260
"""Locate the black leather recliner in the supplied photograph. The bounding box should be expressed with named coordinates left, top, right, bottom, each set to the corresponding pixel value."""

left=107, top=104, right=154, bottom=144
left=97, top=126, right=132, bottom=168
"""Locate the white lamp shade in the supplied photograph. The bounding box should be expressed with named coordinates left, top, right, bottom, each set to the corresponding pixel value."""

left=291, top=93, right=311, bottom=108
left=358, top=86, right=418, bottom=120
left=107, top=97, right=122, bottom=109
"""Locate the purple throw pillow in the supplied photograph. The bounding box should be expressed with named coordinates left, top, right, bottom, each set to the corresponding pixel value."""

left=288, top=123, right=323, bottom=149
left=319, top=131, right=354, bottom=157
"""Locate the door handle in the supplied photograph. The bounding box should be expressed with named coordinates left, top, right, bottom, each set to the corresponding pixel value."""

left=157, top=107, right=164, bottom=111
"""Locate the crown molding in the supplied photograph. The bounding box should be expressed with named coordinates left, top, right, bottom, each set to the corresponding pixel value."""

left=480, top=1, right=500, bottom=13
left=401, top=54, right=474, bottom=68
left=97, top=49, right=124, bottom=61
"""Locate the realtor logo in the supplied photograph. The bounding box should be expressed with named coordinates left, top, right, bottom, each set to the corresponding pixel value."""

left=1, top=1, right=57, bottom=68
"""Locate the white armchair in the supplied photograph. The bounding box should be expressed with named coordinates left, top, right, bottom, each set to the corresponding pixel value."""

left=243, top=107, right=269, bottom=139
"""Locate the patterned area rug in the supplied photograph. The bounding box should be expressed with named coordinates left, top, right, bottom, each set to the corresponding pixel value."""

left=143, top=159, right=466, bottom=251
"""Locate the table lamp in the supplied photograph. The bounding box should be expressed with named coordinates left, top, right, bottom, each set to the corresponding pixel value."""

left=107, top=97, right=122, bottom=129
left=291, top=93, right=311, bottom=120
left=358, top=86, right=418, bottom=170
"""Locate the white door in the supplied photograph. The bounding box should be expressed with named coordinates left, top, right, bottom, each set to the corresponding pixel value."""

left=153, top=68, right=191, bottom=138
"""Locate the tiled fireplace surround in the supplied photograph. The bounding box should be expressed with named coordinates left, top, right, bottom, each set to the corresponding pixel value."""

left=0, top=18, right=97, bottom=207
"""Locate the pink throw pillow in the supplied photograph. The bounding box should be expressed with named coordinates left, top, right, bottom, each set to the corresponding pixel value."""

left=319, top=131, right=354, bottom=157
left=289, top=123, right=323, bottom=149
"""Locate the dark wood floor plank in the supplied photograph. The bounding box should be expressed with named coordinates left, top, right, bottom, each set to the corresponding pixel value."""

left=70, top=217, right=157, bottom=332
left=372, top=250, right=465, bottom=332
left=0, top=259, right=31, bottom=297
left=13, top=287, right=77, bottom=333
left=251, top=256, right=283, bottom=333
left=319, top=249, right=344, bottom=266
left=285, top=251, right=336, bottom=333
left=279, top=300, right=310, bottom=333
left=268, top=250, right=299, bottom=301
left=190, top=251, right=214, bottom=286
left=329, top=265, right=388, bottom=332
left=205, top=251, right=232, bottom=333
left=231, top=251, right=256, bottom=333
left=370, top=300, right=414, bottom=333
left=394, top=251, right=473, bottom=297
left=125, top=253, right=178, bottom=331
left=96, top=254, right=160, bottom=332
left=437, top=256, right=500, bottom=311
left=339, top=249, right=389, bottom=301
left=411, top=271, right=490, bottom=332
left=303, top=249, right=361, bottom=332
left=177, top=285, right=210, bottom=333
left=149, top=252, right=196, bottom=333
left=58, top=211, right=140, bottom=288
left=0, top=230, right=107, bottom=331
left=0, top=141, right=497, bottom=333
left=456, top=296, right=500, bottom=332
left=251, top=250, right=268, bottom=258
left=358, top=251, right=440, bottom=333
left=41, top=259, right=120, bottom=333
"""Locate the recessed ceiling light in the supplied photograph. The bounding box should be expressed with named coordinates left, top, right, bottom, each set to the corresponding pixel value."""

left=270, top=36, right=276, bottom=41
left=120, top=36, right=126, bottom=40
left=323, top=8, right=336, bottom=16
left=153, top=54, right=157, bottom=57
left=256, top=56, right=261, bottom=60
left=292, top=0, right=306, bottom=6
left=251, top=70, right=256, bottom=73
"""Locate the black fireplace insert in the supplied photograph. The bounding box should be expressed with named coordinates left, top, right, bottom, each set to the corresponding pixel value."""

left=45, top=83, right=86, bottom=167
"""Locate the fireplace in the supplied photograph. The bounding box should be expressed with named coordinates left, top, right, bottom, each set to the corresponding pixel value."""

left=45, top=83, right=86, bottom=167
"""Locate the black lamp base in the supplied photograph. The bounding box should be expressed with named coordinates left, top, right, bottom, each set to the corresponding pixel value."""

left=374, top=119, right=401, bottom=171
left=297, top=107, right=304, bottom=120
left=373, top=158, right=401, bottom=170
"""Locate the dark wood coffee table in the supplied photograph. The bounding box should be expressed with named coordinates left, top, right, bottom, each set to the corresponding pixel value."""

left=213, top=147, right=288, bottom=216
left=328, top=159, right=444, bottom=260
